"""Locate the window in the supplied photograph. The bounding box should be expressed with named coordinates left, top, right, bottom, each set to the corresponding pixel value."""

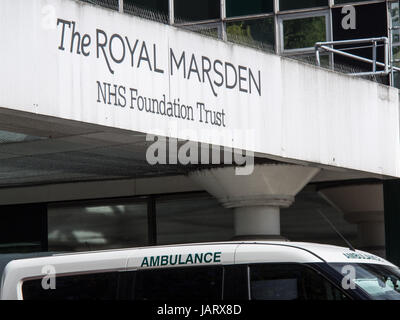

left=46, top=193, right=233, bottom=252
left=156, top=195, right=233, bottom=245
left=329, top=263, right=400, bottom=300
left=183, top=23, right=222, bottom=39
left=279, top=0, right=328, bottom=11
left=22, top=272, right=120, bottom=300
left=283, top=16, right=326, bottom=49
left=391, top=2, right=400, bottom=45
left=334, top=0, right=372, bottom=4
left=124, top=0, right=169, bottom=15
left=0, top=204, right=47, bottom=253
left=227, top=17, right=275, bottom=50
left=393, top=46, right=400, bottom=88
left=223, top=265, right=250, bottom=300
left=48, top=201, right=148, bottom=252
left=226, top=0, right=274, bottom=17
left=250, top=264, right=349, bottom=300
left=80, top=0, right=118, bottom=11
left=278, top=11, right=330, bottom=53
left=174, top=0, right=221, bottom=22
left=132, top=266, right=223, bottom=300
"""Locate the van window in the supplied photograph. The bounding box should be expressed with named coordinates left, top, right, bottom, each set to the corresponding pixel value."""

left=329, top=263, right=400, bottom=300
left=132, top=266, right=223, bottom=300
left=249, top=264, right=349, bottom=300
left=223, top=265, right=249, bottom=300
left=22, top=272, right=120, bottom=300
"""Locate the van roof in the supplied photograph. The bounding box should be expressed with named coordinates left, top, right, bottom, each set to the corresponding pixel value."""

left=1, top=241, right=395, bottom=267
left=1, top=241, right=397, bottom=299
left=0, top=252, right=55, bottom=283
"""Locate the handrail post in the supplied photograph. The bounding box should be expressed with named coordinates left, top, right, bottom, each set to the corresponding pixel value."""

left=384, top=36, right=390, bottom=76
left=315, top=44, right=321, bottom=67
left=169, top=0, right=175, bottom=25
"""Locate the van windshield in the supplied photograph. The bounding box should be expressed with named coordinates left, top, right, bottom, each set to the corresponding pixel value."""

left=329, top=263, right=400, bottom=300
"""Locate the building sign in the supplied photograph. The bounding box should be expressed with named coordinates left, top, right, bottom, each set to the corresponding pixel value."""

left=55, top=17, right=261, bottom=128
left=0, top=0, right=399, bottom=177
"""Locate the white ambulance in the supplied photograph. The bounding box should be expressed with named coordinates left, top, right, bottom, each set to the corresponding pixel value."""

left=1, top=241, right=400, bottom=300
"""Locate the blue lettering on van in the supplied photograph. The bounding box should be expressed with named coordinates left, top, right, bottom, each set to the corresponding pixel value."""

left=140, top=252, right=222, bottom=267
left=342, top=252, right=384, bottom=262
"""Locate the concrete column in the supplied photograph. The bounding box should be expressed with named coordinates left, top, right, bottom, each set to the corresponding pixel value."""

left=319, top=183, right=385, bottom=257
left=189, top=164, right=320, bottom=239
left=383, top=180, right=400, bottom=266
left=234, top=206, right=281, bottom=237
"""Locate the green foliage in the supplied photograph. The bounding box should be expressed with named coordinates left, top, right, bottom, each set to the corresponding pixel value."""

left=284, top=16, right=326, bottom=50
left=227, top=18, right=274, bottom=48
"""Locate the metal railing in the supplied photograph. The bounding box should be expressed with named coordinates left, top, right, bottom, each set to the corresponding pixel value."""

left=315, top=37, right=400, bottom=78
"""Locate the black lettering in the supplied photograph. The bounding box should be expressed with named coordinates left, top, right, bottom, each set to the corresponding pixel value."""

left=153, top=44, right=164, bottom=74
left=197, top=102, right=205, bottom=123
left=225, top=62, right=237, bottom=89
left=96, top=29, right=114, bottom=74
left=57, top=19, right=71, bottom=51
left=109, top=34, right=126, bottom=64
left=170, top=49, right=186, bottom=78
left=188, top=54, right=201, bottom=82
left=249, top=68, right=261, bottom=96
left=130, top=88, right=138, bottom=109
left=118, top=86, right=126, bottom=107
left=238, top=65, right=248, bottom=93
left=97, top=81, right=107, bottom=104
left=70, top=21, right=81, bottom=54
left=213, top=60, right=224, bottom=87
left=108, top=84, right=118, bottom=106
left=222, top=109, right=226, bottom=127
left=81, top=34, right=91, bottom=57
left=125, top=37, right=139, bottom=67
left=202, top=56, right=217, bottom=97
left=214, top=111, right=221, bottom=126
left=137, top=42, right=152, bottom=71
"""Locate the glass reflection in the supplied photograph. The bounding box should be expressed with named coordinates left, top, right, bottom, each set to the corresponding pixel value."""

left=48, top=202, right=148, bottom=252
left=283, top=16, right=326, bottom=50
left=227, top=17, right=275, bottom=50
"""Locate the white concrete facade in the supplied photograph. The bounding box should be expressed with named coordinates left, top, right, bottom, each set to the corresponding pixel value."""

left=0, top=0, right=398, bottom=178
